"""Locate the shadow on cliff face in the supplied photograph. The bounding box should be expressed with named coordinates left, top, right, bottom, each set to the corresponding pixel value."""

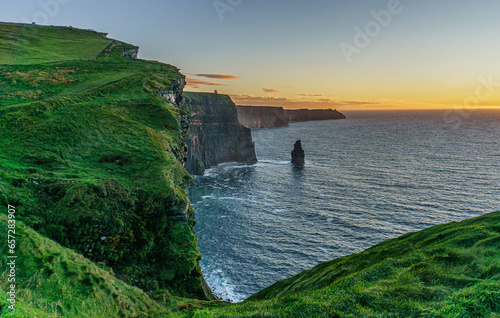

left=181, top=92, right=257, bottom=175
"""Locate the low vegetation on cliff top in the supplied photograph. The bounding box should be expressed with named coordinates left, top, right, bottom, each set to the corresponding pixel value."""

left=1, top=22, right=500, bottom=318
left=0, top=21, right=208, bottom=306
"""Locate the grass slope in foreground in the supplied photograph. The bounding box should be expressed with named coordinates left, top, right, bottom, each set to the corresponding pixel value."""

left=0, top=21, right=209, bottom=303
left=194, top=212, right=500, bottom=317
left=0, top=214, right=165, bottom=317
left=0, top=215, right=225, bottom=318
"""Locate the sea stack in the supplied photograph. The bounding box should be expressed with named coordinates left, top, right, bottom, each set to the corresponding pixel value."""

left=291, top=140, right=305, bottom=165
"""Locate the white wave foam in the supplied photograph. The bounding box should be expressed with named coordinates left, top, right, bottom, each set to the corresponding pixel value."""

left=202, top=162, right=258, bottom=177
left=258, top=160, right=291, bottom=165
left=201, top=264, right=246, bottom=303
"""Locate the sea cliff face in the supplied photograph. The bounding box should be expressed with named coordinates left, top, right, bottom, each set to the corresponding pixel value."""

left=236, top=106, right=346, bottom=129
left=181, top=93, right=257, bottom=175
left=236, top=106, right=290, bottom=129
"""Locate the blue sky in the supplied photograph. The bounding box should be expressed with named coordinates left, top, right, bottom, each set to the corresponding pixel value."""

left=2, top=0, right=500, bottom=109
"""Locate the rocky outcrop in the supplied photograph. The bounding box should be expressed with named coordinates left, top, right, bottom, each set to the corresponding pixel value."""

left=285, top=109, right=346, bottom=122
left=101, top=40, right=140, bottom=60
left=181, top=92, right=257, bottom=175
left=291, top=140, right=305, bottom=165
left=160, top=77, right=186, bottom=106
left=122, top=46, right=139, bottom=59
left=236, top=106, right=289, bottom=129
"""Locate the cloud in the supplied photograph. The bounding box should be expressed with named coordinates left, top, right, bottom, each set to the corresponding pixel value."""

left=285, top=86, right=297, bottom=89
left=231, top=94, right=447, bottom=110
left=340, top=100, right=382, bottom=105
left=195, top=74, right=239, bottom=80
left=263, top=88, right=279, bottom=93
left=185, top=77, right=227, bottom=88
left=231, top=94, right=389, bottom=109
left=299, top=94, right=325, bottom=97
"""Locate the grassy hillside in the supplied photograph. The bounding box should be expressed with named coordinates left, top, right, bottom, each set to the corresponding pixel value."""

left=0, top=215, right=228, bottom=318
left=0, top=22, right=209, bottom=300
left=193, top=212, right=500, bottom=317
left=0, top=214, right=166, bottom=317
left=0, top=22, right=112, bottom=64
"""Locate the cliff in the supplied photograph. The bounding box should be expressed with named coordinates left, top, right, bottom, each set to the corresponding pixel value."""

left=0, top=22, right=209, bottom=302
left=235, top=106, right=346, bottom=129
left=285, top=108, right=346, bottom=122
left=236, top=105, right=289, bottom=129
left=181, top=93, right=257, bottom=175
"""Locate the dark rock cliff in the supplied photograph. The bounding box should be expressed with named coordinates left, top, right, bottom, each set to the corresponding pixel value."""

left=285, top=109, right=346, bottom=122
left=181, top=92, right=257, bottom=175
left=236, top=106, right=346, bottom=129
left=236, top=105, right=290, bottom=129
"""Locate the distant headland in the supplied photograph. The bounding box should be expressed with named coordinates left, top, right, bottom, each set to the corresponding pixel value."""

left=236, top=105, right=346, bottom=129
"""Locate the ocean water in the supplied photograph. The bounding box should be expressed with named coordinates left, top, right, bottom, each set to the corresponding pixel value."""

left=189, top=109, right=500, bottom=302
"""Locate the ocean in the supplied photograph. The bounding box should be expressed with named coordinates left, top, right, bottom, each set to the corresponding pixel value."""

left=189, top=109, right=500, bottom=302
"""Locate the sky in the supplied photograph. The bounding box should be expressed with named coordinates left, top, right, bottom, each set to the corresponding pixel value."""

left=2, top=0, right=500, bottom=110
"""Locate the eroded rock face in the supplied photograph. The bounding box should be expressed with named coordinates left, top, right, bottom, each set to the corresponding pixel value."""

left=181, top=93, right=257, bottom=175
left=122, top=46, right=139, bottom=59
left=161, top=77, right=185, bottom=106
left=291, top=140, right=305, bottom=165
left=236, top=106, right=290, bottom=129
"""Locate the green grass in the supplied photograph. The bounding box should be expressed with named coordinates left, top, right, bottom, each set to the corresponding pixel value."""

left=0, top=22, right=208, bottom=300
left=0, top=214, right=168, bottom=317
left=0, top=215, right=228, bottom=318
left=183, top=92, right=233, bottom=105
left=0, top=22, right=112, bottom=65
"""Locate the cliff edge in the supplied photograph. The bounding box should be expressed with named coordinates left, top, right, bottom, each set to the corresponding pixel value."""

left=181, top=92, right=257, bottom=175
